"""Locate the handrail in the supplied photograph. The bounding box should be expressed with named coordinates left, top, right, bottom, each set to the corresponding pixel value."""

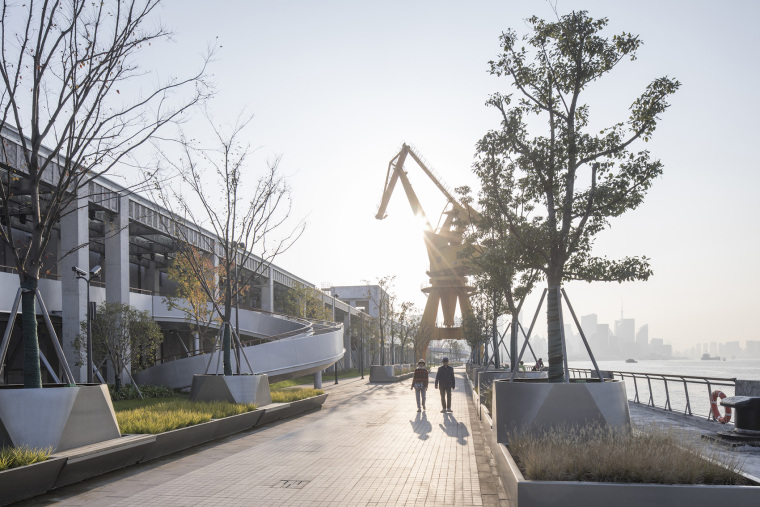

left=151, top=309, right=344, bottom=365
left=568, top=367, right=736, bottom=421
left=0, top=264, right=61, bottom=280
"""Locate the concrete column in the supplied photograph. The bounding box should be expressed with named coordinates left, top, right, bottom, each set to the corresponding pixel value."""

left=314, top=371, right=322, bottom=389
left=105, top=195, right=130, bottom=383
left=261, top=267, right=275, bottom=312
left=60, top=193, right=89, bottom=383
left=145, top=260, right=160, bottom=293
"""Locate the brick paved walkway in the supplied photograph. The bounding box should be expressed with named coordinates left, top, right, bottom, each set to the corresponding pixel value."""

left=22, top=368, right=491, bottom=506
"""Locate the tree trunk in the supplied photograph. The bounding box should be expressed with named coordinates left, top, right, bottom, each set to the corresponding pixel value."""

left=492, top=313, right=499, bottom=369
left=223, top=274, right=233, bottom=375
left=223, top=321, right=232, bottom=375
left=510, top=311, right=519, bottom=371
left=115, top=374, right=122, bottom=392
left=21, top=278, right=42, bottom=388
left=547, top=284, right=564, bottom=383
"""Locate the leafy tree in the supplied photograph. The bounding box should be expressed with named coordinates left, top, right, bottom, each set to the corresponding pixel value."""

left=0, top=0, right=209, bottom=387
left=411, top=320, right=433, bottom=366
left=396, top=301, right=416, bottom=364
left=462, top=291, right=493, bottom=365
left=75, top=302, right=163, bottom=391
left=165, top=246, right=223, bottom=352
left=459, top=186, right=541, bottom=370
left=283, top=284, right=332, bottom=321
left=477, top=11, right=679, bottom=382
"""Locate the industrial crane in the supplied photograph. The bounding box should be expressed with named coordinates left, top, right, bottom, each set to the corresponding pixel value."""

left=376, top=143, right=481, bottom=351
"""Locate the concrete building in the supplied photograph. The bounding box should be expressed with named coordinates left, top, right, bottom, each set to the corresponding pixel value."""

left=0, top=127, right=357, bottom=386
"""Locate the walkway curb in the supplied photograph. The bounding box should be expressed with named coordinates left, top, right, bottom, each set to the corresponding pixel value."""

left=0, top=394, right=327, bottom=506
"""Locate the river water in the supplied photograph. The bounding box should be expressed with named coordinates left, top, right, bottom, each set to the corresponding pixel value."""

left=565, top=359, right=760, bottom=420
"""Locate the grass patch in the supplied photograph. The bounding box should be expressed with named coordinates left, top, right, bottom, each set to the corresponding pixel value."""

left=270, top=387, right=324, bottom=403
left=508, top=426, right=752, bottom=485
left=109, top=383, right=175, bottom=401
left=113, top=393, right=189, bottom=412
left=116, top=399, right=257, bottom=434
left=0, top=446, right=51, bottom=471
left=269, top=368, right=370, bottom=389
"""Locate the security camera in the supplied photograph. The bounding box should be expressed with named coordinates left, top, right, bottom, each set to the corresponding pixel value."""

left=72, top=266, right=87, bottom=277
left=90, top=265, right=102, bottom=278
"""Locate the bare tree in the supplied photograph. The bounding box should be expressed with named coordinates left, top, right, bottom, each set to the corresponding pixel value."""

left=364, top=276, right=395, bottom=366
left=156, top=114, right=304, bottom=376
left=0, top=0, right=211, bottom=387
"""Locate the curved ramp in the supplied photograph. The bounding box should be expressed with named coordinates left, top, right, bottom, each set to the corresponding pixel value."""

left=134, top=299, right=344, bottom=389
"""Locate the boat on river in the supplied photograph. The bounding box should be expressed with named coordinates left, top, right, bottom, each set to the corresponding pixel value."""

left=701, top=353, right=721, bottom=360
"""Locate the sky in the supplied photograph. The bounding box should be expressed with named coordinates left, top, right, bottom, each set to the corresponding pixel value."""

left=41, top=1, right=760, bottom=351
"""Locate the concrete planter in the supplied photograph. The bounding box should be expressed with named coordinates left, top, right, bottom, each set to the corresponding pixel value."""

left=369, top=365, right=414, bottom=383
left=189, top=374, right=272, bottom=406
left=0, top=457, right=66, bottom=507
left=211, top=409, right=264, bottom=439
left=140, top=419, right=221, bottom=462
left=0, top=384, right=120, bottom=452
left=491, top=378, right=631, bottom=443
left=491, top=441, right=760, bottom=507
left=256, top=393, right=329, bottom=426
left=53, top=434, right=156, bottom=488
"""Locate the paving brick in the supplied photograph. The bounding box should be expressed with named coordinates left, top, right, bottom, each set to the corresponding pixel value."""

left=19, top=368, right=509, bottom=506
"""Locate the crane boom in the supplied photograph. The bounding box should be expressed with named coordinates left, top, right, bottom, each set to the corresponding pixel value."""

left=374, top=142, right=483, bottom=351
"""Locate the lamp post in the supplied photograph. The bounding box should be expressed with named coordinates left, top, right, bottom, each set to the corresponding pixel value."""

left=73, top=265, right=101, bottom=383
left=360, top=313, right=365, bottom=379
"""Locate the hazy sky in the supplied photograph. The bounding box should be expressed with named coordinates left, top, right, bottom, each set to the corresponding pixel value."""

left=119, top=1, right=760, bottom=351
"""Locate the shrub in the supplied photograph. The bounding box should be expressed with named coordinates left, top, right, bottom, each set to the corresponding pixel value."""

left=116, top=399, right=257, bottom=434
left=507, top=425, right=751, bottom=485
left=271, top=388, right=324, bottom=403
left=0, top=446, right=51, bottom=471
left=481, top=385, right=492, bottom=414
left=109, top=383, right=174, bottom=401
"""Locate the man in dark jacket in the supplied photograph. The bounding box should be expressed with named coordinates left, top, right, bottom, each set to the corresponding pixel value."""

left=435, top=357, right=455, bottom=412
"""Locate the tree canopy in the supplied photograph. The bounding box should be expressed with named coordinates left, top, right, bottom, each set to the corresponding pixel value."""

left=476, top=11, right=679, bottom=381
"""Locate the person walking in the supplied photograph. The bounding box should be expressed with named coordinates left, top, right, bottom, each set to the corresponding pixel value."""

left=435, top=357, right=455, bottom=412
left=410, top=359, right=429, bottom=412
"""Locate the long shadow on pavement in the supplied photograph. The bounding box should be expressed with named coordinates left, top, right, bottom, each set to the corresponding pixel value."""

left=440, top=411, right=470, bottom=445
left=410, top=412, right=432, bottom=440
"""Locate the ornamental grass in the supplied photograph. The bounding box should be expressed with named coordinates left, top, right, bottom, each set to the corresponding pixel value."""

left=116, top=399, right=257, bottom=434
left=270, top=387, right=324, bottom=403
left=507, top=425, right=752, bottom=485
left=0, top=445, right=51, bottom=471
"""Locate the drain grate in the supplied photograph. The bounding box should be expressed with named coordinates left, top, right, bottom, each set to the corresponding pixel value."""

left=274, top=480, right=310, bottom=489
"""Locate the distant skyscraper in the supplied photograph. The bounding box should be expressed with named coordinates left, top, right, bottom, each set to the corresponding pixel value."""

left=615, top=317, right=635, bottom=358
left=581, top=314, right=598, bottom=337
left=636, top=324, right=649, bottom=357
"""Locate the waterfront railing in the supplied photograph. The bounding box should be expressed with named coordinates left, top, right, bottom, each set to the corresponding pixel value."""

left=568, top=368, right=736, bottom=422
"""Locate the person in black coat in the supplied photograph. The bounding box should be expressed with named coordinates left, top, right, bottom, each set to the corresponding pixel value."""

left=435, top=357, right=455, bottom=412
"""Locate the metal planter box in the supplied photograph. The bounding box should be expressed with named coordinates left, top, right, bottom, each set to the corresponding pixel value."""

left=491, top=379, right=631, bottom=443
left=0, top=384, right=120, bottom=452
left=0, top=457, right=66, bottom=507
left=491, top=440, right=760, bottom=507
left=189, top=374, right=272, bottom=406
left=255, top=394, right=328, bottom=426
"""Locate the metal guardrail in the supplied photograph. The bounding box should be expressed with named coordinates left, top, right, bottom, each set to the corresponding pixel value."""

left=568, top=367, right=736, bottom=421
